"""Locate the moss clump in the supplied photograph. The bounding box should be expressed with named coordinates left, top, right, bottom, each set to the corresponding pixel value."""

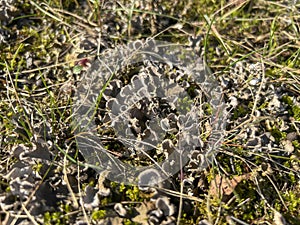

left=232, top=104, right=249, bottom=120
left=270, top=126, right=286, bottom=143
left=292, top=105, right=300, bottom=121
left=91, top=210, right=106, bottom=221
left=44, top=211, right=69, bottom=225
left=282, top=95, right=293, bottom=106
left=281, top=95, right=300, bottom=121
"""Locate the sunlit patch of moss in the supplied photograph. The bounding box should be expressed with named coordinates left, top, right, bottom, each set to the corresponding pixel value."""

left=203, top=102, right=213, bottom=115
left=92, top=210, right=106, bottom=221
left=282, top=189, right=300, bottom=214
left=32, top=162, right=43, bottom=173
left=282, top=95, right=293, bottom=106
left=108, top=182, right=143, bottom=204
left=281, top=95, right=300, bottom=121
left=110, top=181, right=119, bottom=189
left=100, top=197, right=111, bottom=206
left=288, top=171, right=297, bottom=184
left=119, top=183, right=126, bottom=193
left=177, top=96, right=193, bottom=112
left=118, top=183, right=141, bottom=202
left=125, top=185, right=140, bottom=202
left=44, top=211, right=69, bottom=225
left=292, top=140, right=300, bottom=150
left=274, top=200, right=283, bottom=212
left=43, top=202, right=73, bottom=224
left=292, top=105, right=300, bottom=121
left=61, top=203, right=71, bottom=213
left=123, top=218, right=140, bottom=225
left=258, top=101, right=269, bottom=110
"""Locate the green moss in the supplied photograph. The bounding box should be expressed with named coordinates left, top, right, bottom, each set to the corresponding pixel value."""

left=281, top=95, right=300, bottom=121
left=233, top=104, right=248, bottom=120
left=177, top=96, right=194, bottom=112
left=270, top=126, right=286, bottom=143
left=292, top=105, right=300, bottom=121
left=119, top=183, right=126, bottom=192
left=123, top=219, right=140, bottom=225
left=92, top=210, right=106, bottom=221
left=203, top=102, right=213, bottom=115
left=100, top=197, right=111, bottom=206
left=283, top=190, right=300, bottom=212
left=282, top=95, right=293, bottom=106
left=292, top=140, right=300, bottom=149
left=44, top=211, right=69, bottom=225
left=258, top=101, right=269, bottom=110
left=32, top=162, right=43, bottom=172
left=125, top=185, right=140, bottom=202
left=288, top=171, right=296, bottom=184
